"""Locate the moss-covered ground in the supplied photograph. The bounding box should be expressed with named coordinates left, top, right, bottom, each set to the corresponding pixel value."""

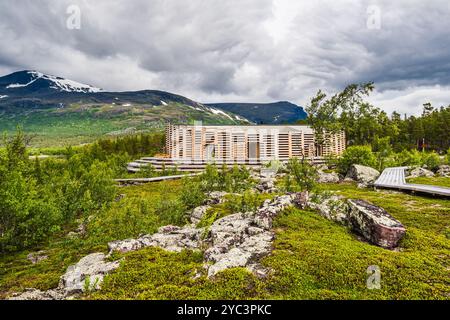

left=1, top=179, right=449, bottom=300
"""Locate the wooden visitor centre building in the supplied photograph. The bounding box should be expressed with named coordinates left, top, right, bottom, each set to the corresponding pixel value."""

left=127, top=124, right=346, bottom=172
left=165, top=123, right=346, bottom=163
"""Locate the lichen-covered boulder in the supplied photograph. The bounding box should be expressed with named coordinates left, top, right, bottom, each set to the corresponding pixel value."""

left=407, top=167, right=434, bottom=178
left=347, top=199, right=406, bottom=248
left=317, top=170, right=340, bottom=183
left=345, top=164, right=380, bottom=186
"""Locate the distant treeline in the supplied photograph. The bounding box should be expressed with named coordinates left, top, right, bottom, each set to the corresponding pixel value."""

left=305, top=83, right=450, bottom=153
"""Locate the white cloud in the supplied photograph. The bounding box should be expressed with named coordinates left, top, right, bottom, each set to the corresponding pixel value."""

left=0, top=0, right=449, bottom=115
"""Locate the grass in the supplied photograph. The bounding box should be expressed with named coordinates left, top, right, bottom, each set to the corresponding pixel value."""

left=1, top=179, right=449, bottom=300
left=407, top=176, right=450, bottom=188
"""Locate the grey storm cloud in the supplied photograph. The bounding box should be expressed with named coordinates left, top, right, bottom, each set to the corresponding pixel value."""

left=0, top=0, right=449, bottom=115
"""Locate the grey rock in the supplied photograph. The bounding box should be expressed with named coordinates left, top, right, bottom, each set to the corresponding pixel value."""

left=407, top=167, right=434, bottom=178
left=346, top=164, right=380, bottom=185
left=436, top=165, right=450, bottom=177
left=190, top=205, right=211, bottom=224
left=8, top=288, right=65, bottom=300
left=317, top=170, right=340, bottom=183
left=205, top=191, right=228, bottom=205
left=108, top=238, right=143, bottom=253
left=59, top=253, right=120, bottom=295
left=347, top=199, right=406, bottom=249
left=108, top=226, right=202, bottom=254
left=307, top=194, right=349, bottom=225
left=27, top=251, right=48, bottom=264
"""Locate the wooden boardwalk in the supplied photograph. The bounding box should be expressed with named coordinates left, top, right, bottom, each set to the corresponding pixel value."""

left=374, top=167, right=450, bottom=197
left=115, top=173, right=201, bottom=184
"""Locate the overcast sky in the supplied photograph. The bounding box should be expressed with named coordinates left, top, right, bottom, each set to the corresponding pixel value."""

left=1, top=0, right=449, bottom=115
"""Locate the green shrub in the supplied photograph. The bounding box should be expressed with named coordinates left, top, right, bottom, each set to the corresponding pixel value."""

left=224, top=191, right=263, bottom=214
left=0, top=129, right=118, bottom=253
left=201, top=164, right=252, bottom=193
left=395, top=149, right=423, bottom=167
left=179, top=177, right=206, bottom=209
left=337, top=145, right=377, bottom=174
left=286, top=157, right=318, bottom=191
left=154, top=197, right=186, bottom=226
left=423, top=152, right=441, bottom=171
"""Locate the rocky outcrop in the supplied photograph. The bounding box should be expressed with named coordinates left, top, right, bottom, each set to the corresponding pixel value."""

left=204, top=194, right=295, bottom=277
left=347, top=200, right=406, bottom=249
left=107, top=194, right=296, bottom=278
left=108, top=225, right=202, bottom=254
left=9, top=253, right=120, bottom=300
left=436, top=165, right=450, bottom=177
left=317, top=170, right=340, bottom=183
left=345, top=164, right=380, bottom=186
left=59, top=253, right=120, bottom=295
left=407, top=167, right=434, bottom=178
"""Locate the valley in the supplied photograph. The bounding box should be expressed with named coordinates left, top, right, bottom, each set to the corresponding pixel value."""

left=0, top=71, right=307, bottom=147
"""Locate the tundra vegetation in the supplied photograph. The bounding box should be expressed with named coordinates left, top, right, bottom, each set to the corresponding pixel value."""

left=1, top=83, right=449, bottom=300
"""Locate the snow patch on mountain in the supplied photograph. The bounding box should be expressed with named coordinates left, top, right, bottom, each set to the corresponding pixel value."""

left=208, top=107, right=233, bottom=120
left=6, top=71, right=102, bottom=93
left=160, top=100, right=168, bottom=106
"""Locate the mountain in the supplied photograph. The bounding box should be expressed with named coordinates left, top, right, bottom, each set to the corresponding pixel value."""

left=0, top=70, right=101, bottom=96
left=0, top=70, right=307, bottom=147
left=206, top=101, right=307, bottom=124
left=0, top=71, right=253, bottom=146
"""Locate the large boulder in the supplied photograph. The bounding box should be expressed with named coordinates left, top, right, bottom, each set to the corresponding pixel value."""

left=345, top=164, right=380, bottom=186
left=436, top=165, right=450, bottom=177
left=317, top=170, right=340, bottom=183
left=347, top=199, right=406, bottom=249
left=407, top=167, right=434, bottom=178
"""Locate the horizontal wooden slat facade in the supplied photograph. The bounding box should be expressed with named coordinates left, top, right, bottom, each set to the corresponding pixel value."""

left=165, top=124, right=346, bottom=162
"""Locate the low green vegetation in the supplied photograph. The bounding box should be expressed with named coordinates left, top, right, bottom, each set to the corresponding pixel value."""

left=1, top=120, right=450, bottom=301
left=334, top=145, right=450, bottom=174
left=86, top=182, right=449, bottom=300
left=0, top=102, right=244, bottom=147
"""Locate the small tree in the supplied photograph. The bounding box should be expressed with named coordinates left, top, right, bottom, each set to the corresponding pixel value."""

left=286, top=157, right=318, bottom=192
